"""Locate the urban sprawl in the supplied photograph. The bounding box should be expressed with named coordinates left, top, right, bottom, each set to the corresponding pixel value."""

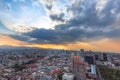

left=0, top=47, right=120, bottom=80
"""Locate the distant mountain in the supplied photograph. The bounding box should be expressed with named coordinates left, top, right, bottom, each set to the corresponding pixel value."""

left=0, top=45, right=15, bottom=49
left=0, top=45, right=29, bottom=50
left=0, top=45, right=41, bottom=50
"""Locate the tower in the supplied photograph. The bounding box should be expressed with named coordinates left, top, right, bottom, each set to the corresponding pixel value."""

left=103, top=53, right=107, bottom=61
left=72, top=56, right=86, bottom=80
left=95, top=55, right=99, bottom=61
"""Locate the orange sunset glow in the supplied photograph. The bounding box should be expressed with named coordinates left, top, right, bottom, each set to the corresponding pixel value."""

left=0, top=35, right=120, bottom=52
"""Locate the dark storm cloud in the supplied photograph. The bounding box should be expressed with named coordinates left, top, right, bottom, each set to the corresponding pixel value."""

left=10, top=34, right=30, bottom=42
left=10, top=0, right=120, bottom=44
left=49, top=13, right=65, bottom=22
left=20, top=28, right=85, bottom=44
left=10, top=27, right=120, bottom=44
left=67, top=0, right=119, bottom=28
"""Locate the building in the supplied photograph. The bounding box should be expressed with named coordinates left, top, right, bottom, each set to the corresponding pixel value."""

left=80, top=49, right=85, bottom=57
left=62, top=73, right=74, bottom=80
left=72, top=56, right=86, bottom=80
left=95, top=55, right=99, bottom=61
left=103, top=53, right=107, bottom=61
left=84, top=56, right=94, bottom=65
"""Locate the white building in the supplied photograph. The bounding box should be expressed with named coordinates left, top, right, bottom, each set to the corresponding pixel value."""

left=62, top=73, right=74, bottom=80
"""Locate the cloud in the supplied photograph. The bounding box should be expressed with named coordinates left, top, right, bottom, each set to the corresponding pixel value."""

left=67, top=0, right=120, bottom=28
left=0, top=1, right=52, bottom=32
left=10, top=34, right=30, bottom=42
left=0, top=21, right=14, bottom=34
left=41, top=0, right=56, bottom=10
left=31, top=0, right=56, bottom=10
left=0, top=35, right=28, bottom=46
left=40, top=0, right=70, bottom=22
left=49, top=13, right=65, bottom=22
left=6, top=3, right=11, bottom=10
left=4, top=0, right=120, bottom=44
left=9, top=26, right=120, bottom=44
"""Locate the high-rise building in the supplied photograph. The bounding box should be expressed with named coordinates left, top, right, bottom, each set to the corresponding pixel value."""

left=84, top=56, right=94, bottom=65
left=103, top=53, right=107, bottom=61
left=95, top=55, right=99, bottom=60
left=72, top=56, right=86, bottom=80
left=80, top=49, right=84, bottom=53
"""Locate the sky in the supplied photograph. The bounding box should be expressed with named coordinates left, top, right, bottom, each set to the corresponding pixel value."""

left=0, top=0, right=120, bottom=52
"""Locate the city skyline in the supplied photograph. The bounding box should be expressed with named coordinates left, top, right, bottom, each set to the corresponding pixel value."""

left=0, top=0, right=120, bottom=52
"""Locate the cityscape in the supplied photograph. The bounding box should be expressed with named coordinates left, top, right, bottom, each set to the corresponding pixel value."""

left=0, top=47, right=120, bottom=80
left=0, top=0, right=120, bottom=80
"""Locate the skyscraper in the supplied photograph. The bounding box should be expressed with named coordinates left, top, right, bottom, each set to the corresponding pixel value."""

left=72, top=56, right=86, bottom=80
left=103, top=53, right=107, bottom=61
left=84, top=56, right=94, bottom=65
left=80, top=49, right=85, bottom=57
left=95, top=55, right=99, bottom=61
